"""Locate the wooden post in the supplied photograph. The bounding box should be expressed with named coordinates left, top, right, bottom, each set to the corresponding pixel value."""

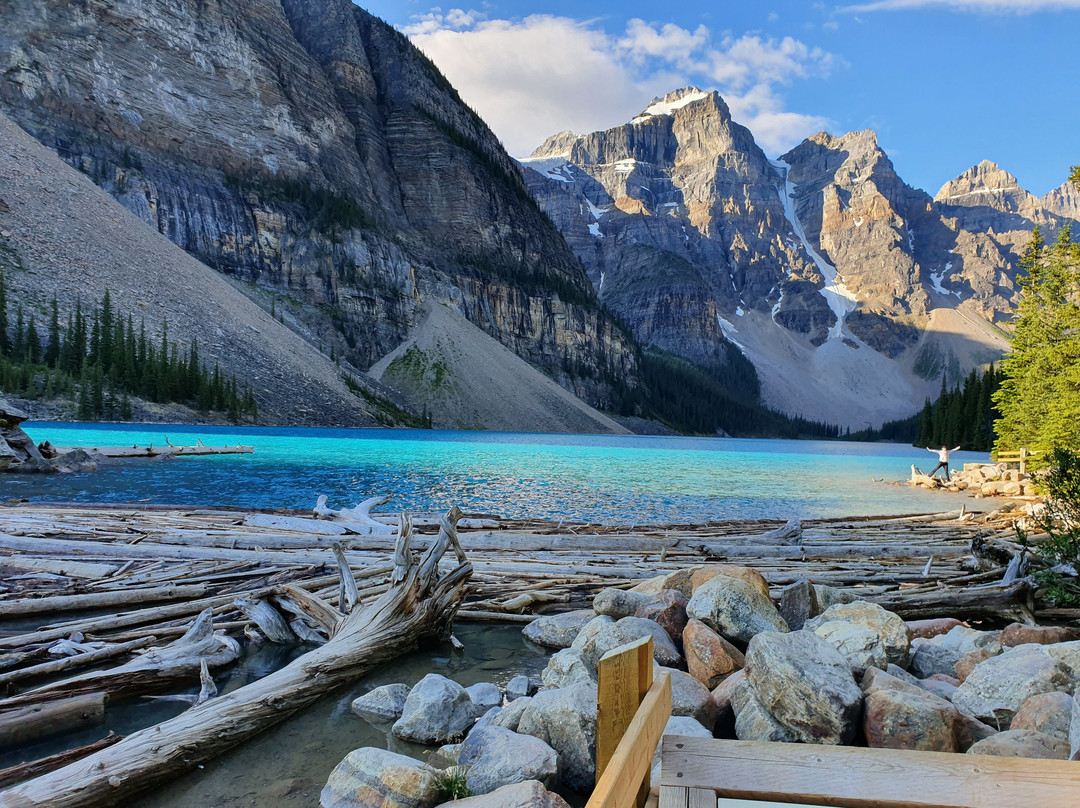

left=1020, top=448, right=1028, bottom=475
left=596, top=635, right=655, bottom=808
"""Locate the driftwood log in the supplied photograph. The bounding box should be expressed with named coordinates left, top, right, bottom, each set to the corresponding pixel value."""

left=0, top=507, right=472, bottom=808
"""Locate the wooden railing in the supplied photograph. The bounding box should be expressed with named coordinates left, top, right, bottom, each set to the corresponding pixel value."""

left=657, top=736, right=1080, bottom=807
left=586, top=636, right=672, bottom=808
left=993, top=447, right=1039, bottom=474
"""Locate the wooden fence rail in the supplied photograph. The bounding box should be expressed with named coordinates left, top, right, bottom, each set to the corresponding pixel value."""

left=587, top=635, right=672, bottom=808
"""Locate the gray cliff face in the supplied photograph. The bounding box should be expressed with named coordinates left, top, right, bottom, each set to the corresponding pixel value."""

left=0, top=0, right=635, bottom=410
left=522, top=87, right=1072, bottom=425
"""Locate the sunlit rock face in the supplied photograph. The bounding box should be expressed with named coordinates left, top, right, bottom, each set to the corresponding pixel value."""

left=522, top=87, right=1072, bottom=426
left=0, top=0, right=637, bottom=410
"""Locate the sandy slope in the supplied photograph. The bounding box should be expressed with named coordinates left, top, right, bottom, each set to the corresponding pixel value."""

left=368, top=303, right=630, bottom=435
left=0, top=113, right=376, bottom=426
left=726, top=306, right=1008, bottom=429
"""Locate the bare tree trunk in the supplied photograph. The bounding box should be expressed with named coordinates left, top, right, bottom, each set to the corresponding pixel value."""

left=0, top=509, right=471, bottom=808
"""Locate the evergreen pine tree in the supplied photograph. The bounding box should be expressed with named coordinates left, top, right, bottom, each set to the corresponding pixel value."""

left=25, top=315, right=41, bottom=365
left=45, top=297, right=60, bottom=367
left=0, top=272, right=9, bottom=357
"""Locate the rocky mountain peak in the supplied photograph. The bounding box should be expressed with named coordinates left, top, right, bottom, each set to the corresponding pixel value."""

left=633, top=86, right=718, bottom=120
left=1042, top=180, right=1080, bottom=220
left=934, top=160, right=1034, bottom=212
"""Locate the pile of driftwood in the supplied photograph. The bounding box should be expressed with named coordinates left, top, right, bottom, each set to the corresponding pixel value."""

left=0, top=497, right=1064, bottom=806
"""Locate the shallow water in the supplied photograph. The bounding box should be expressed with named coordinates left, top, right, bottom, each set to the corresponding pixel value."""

left=8, top=423, right=988, bottom=523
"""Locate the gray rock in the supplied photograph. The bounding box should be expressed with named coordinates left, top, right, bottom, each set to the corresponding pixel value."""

left=351, top=683, right=411, bottom=724
left=516, top=681, right=597, bottom=792
left=593, top=587, right=655, bottom=619
left=686, top=575, right=788, bottom=646
left=570, top=615, right=615, bottom=651
left=1010, top=691, right=1074, bottom=742
left=744, top=630, right=861, bottom=745
left=523, top=610, right=596, bottom=649
left=910, top=639, right=965, bottom=679
left=862, top=687, right=962, bottom=752
left=658, top=666, right=719, bottom=728
left=392, top=674, right=475, bottom=745
left=812, top=585, right=858, bottom=611
left=805, top=601, right=912, bottom=667
left=886, top=663, right=921, bottom=685
left=506, top=675, right=531, bottom=701
left=436, top=780, right=571, bottom=808
left=541, top=648, right=595, bottom=689
left=1071, top=688, right=1080, bottom=760
left=928, top=625, right=1002, bottom=655
left=458, top=725, right=559, bottom=795
left=730, top=676, right=798, bottom=743
left=428, top=743, right=462, bottom=769
left=467, top=683, right=503, bottom=716
left=1043, top=640, right=1080, bottom=676
left=918, top=677, right=959, bottom=702
left=471, top=707, right=501, bottom=735
left=812, top=621, right=887, bottom=676
left=778, top=579, right=815, bottom=630
left=953, top=645, right=1076, bottom=726
left=320, top=747, right=440, bottom=808
left=586, top=618, right=682, bottom=669
left=967, top=729, right=1070, bottom=760
left=492, top=697, right=533, bottom=732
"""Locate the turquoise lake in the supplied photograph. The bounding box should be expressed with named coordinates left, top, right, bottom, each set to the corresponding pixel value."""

left=5, top=423, right=989, bottom=522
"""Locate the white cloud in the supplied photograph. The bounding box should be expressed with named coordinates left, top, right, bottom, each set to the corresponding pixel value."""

left=842, top=0, right=1080, bottom=11
left=404, top=10, right=838, bottom=157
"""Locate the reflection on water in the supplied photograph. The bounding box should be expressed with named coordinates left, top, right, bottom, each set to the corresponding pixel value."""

left=7, top=424, right=989, bottom=523
left=127, top=622, right=552, bottom=808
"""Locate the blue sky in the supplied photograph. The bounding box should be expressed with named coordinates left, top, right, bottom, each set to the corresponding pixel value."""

left=359, top=1, right=1079, bottom=197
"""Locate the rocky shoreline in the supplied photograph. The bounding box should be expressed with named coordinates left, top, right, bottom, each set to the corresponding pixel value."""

left=324, top=563, right=1080, bottom=808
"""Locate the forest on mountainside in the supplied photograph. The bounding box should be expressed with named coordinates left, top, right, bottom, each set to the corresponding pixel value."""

left=0, top=276, right=257, bottom=422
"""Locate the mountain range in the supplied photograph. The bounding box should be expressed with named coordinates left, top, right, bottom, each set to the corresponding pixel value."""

left=522, top=87, right=1077, bottom=427
left=1, top=2, right=1073, bottom=431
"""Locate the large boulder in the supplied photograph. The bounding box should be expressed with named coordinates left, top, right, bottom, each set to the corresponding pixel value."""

left=967, top=729, right=1070, bottom=760
left=928, top=625, right=1001, bottom=656
left=744, top=630, right=862, bottom=745
left=467, top=683, right=503, bottom=717
left=1010, top=691, right=1074, bottom=742
left=1000, top=624, right=1080, bottom=647
left=320, top=748, right=440, bottom=808
left=594, top=588, right=655, bottom=620
left=1071, top=689, right=1080, bottom=760
left=683, top=619, right=745, bottom=688
left=690, top=565, right=771, bottom=600
left=687, top=575, right=787, bottom=646
left=906, top=618, right=964, bottom=640
left=506, top=675, right=531, bottom=702
left=492, top=697, right=533, bottom=732
left=458, top=726, right=558, bottom=795
left=812, top=621, right=887, bottom=676
left=570, top=615, right=614, bottom=651
left=392, top=674, right=475, bottom=745
left=778, top=579, right=816, bottom=631
left=1044, top=641, right=1080, bottom=677
left=659, top=666, right=719, bottom=728
left=516, top=681, right=597, bottom=792
left=730, top=676, right=797, bottom=742
left=862, top=687, right=962, bottom=752
left=805, top=601, right=912, bottom=667
left=953, top=646, right=1076, bottom=725
left=523, top=610, right=595, bottom=649
left=352, top=683, right=410, bottom=724
left=909, top=639, right=965, bottom=679
left=634, top=591, right=689, bottom=644
left=955, top=648, right=995, bottom=682
left=584, top=618, right=682, bottom=669
left=632, top=568, right=698, bottom=598
left=436, top=780, right=571, bottom=808
left=541, top=648, right=595, bottom=689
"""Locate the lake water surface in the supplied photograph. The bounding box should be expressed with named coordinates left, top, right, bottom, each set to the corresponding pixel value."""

left=7, top=423, right=988, bottom=522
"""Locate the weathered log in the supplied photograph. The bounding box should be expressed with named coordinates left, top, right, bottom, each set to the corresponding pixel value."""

left=0, top=692, right=106, bottom=751
left=331, top=543, right=359, bottom=614
left=0, top=636, right=157, bottom=689
left=0, top=508, right=472, bottom=808
left=0, top=610, right=239, bottom=709
left=233, top=598, right=295, bottom=645
left=273, top=585, right=343, bottom=638
left=0, top=585, right=209, bottom=618
left=870, top=581, right=1034, bottom=623
left=0, top=733, right=122, bottom=789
